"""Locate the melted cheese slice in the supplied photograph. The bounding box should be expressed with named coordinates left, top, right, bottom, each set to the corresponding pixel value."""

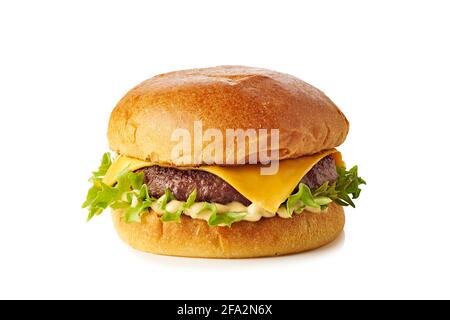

left=103, top=149, right=343, bottom=213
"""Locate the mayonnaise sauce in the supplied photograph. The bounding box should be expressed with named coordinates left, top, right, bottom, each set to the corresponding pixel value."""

left=150, top=194, right=328, bottom=225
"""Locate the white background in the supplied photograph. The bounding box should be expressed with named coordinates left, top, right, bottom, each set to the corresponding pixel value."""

left=1, top=0, right=449, bottom=299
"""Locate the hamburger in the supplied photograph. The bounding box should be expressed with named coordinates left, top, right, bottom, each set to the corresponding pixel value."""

left=83, top=66, right=365, bottom=258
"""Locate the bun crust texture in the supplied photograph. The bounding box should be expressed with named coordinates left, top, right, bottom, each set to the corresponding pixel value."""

left=111, top=204, right=345, bottom=258
left=108, top=66, right=349, bottom=165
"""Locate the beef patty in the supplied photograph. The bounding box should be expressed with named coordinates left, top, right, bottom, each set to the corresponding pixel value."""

left=139, top=155, right=338, bottom=206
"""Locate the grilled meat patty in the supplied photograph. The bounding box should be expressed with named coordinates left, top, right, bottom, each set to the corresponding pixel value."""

left=139, top=155, right=338, bottom=206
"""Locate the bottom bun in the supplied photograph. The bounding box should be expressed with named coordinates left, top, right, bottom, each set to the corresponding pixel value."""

left=111, top=203, right=344, bottom=258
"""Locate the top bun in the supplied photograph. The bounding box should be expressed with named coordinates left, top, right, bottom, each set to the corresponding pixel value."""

left=108, top=66, right=349, bottom=165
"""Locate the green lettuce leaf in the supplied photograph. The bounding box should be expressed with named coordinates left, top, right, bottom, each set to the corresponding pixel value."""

left=161, top=189, right=197, bottom=222
left=82, top=153, right=113, bottom=209
left=82, top=153, right=156, bottom=222
left=91, top=153, right=112, bottom=181
left=286, top=183, right=320, bottom=216
left=201, top=203, right=246, bottom=227
left=313, top=165, right=366, bottom=208
left=285, top=165, right=365, bottom=216
left=208, top=211, right=247, bottom=227
left=159, top=189, right=174, bottom=211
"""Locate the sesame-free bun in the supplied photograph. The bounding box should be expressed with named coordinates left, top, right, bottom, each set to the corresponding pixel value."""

left=111, top=204, right=345, bottom=258
left=108, top=66, right=349, bottom=165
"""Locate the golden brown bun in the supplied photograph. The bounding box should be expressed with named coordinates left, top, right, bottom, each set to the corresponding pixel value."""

left=108, top=66, right=349, bottom=165
left=111, top=204, right=344, bottom=258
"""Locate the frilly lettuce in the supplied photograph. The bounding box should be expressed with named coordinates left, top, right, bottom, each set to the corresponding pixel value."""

left=82, top=153, right=155, bottom=223
left=160, top=189, right=193, bottom=222
left=208, top=210, right=247, bottom=227
left=285, top=165, right=366, bottom=217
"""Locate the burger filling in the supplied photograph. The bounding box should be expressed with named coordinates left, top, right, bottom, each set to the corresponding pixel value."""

left=83, top=153, right=365, bottom=227
left=139, top=155, right=338, bottom=206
